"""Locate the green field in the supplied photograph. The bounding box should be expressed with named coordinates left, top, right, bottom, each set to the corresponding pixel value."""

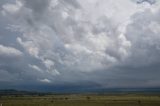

left=0, top=94, right=160, bottom=106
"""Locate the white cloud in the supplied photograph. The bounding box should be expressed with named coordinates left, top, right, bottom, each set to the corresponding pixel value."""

left=2, top=0, right=22, bottom=15
left=29, top=64, right=42, bottom=72
left=0, top=44, right=22, bottom=57
left=17, top=37, right=39, bottom=58
left=39, top=78, right=51, bottom=83
left=43, top=59, right=54, bottom=70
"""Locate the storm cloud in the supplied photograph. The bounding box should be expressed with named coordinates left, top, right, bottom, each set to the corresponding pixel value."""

left=0, top=0, right=160, bottom=90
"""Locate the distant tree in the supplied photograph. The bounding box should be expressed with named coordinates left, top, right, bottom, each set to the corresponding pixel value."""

left=86, top=96, right=90, bottom=100
left=65, top=97, right=68, bottom=100
left=138, top=100, right=141, bottom=105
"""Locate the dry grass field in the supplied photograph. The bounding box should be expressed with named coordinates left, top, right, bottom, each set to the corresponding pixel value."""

left=0, top=94, right=160, bottom=106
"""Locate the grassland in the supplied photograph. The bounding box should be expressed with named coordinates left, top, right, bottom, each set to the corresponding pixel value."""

left=0, top=94, right=160, bottom=106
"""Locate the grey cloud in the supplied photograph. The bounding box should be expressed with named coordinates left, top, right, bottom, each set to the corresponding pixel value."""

left=124, top=9, right=160, bottom=67
left=5, top=0, right=130, bottom=73
left=22, top=0, right=51, bottom=12
left=137, top=0, right=156, bottom=4
left=59, top=0, right=81, bottom=8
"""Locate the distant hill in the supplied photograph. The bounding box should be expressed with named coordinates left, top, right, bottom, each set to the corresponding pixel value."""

left=0, top=89, right=47, bottom=96
left=0, top=88, right=160, bottom=96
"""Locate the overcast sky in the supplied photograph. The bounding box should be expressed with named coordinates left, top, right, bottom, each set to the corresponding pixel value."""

left=0, top=0, right=160, bottom=91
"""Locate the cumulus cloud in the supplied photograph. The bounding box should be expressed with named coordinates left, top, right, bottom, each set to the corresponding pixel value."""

left=29, top=64, right=42, bottom=72
left=2, top=0, right=22, bottom=15
left=0, top=44, right=22, bottom=57
left=124, top=8, right=160, bottom=67
left=2, top=0, right=133, bottom=73
left=0, top=0, right=160, bottom=89
left=40, top=78, right=51, bottom=83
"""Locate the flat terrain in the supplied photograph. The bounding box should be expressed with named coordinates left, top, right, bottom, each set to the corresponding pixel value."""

left=0, top=94, right=160, bottom=106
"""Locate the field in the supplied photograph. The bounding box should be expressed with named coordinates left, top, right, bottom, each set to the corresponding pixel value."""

left=0, top=94, right=160, bottom=106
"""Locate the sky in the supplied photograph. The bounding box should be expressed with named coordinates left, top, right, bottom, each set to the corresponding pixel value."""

left=0, top=0, right=160, bottom=91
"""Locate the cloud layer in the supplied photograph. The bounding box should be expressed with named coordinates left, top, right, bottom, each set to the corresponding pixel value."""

left=0, top=0, right=160, bottom=90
